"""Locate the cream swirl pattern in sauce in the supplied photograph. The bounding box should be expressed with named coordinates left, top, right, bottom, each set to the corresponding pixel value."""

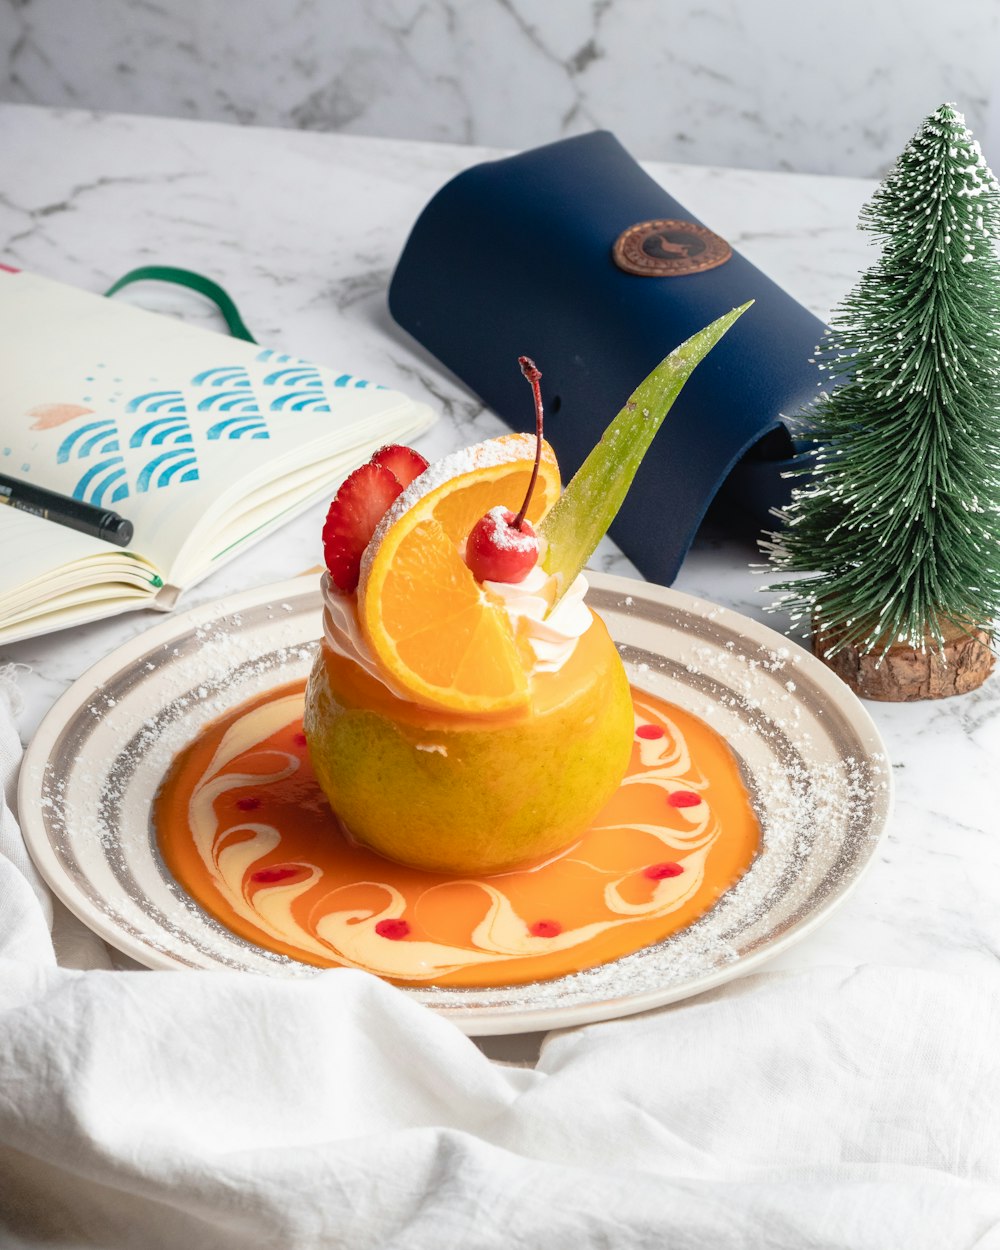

left=161, top=686, right=761, bottom=986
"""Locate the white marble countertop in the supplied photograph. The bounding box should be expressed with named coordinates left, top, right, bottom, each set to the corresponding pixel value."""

left=2, top=102, right=998, bottom=1027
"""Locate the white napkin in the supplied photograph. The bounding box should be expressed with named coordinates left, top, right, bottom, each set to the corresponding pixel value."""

left=2, top=671, right=999, bottom=1250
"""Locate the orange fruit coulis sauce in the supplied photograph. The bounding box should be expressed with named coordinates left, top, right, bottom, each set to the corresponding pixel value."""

left=155, top=681, right=761, bottom=988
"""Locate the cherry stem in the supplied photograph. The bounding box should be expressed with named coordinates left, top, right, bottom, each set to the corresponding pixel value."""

left=514, top=355, right=544, bottom=530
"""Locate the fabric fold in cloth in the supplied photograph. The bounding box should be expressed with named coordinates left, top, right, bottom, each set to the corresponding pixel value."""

left=2, top=679, right=999, bottom=1249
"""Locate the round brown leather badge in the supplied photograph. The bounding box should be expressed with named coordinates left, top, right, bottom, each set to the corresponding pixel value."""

left=613, top=219, right=732, bottom=277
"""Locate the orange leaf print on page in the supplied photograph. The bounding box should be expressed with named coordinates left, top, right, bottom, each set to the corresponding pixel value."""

left=29, top=403, right=94, bottom=430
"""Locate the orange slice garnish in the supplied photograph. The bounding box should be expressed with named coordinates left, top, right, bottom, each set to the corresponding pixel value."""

left=357, top=434, right=561, bottom=713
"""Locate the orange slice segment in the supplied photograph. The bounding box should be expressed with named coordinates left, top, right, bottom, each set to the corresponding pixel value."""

left=358, top=435, right=561, bottom=713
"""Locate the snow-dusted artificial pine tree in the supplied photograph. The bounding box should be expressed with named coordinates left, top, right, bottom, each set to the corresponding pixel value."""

left=766, top=103, right=1000, bottom=698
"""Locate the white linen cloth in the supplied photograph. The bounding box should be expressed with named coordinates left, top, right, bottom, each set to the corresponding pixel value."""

left=1, top=669, right=999, bottom=1250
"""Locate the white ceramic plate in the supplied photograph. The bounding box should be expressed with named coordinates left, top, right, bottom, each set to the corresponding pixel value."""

left=20, top=573, right=892, bottom=1036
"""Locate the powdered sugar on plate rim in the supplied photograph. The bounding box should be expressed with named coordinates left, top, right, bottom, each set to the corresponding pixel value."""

left=20, top=574, right=892, bottom=1036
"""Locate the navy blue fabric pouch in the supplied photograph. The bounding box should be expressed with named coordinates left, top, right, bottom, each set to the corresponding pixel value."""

left=388, top=130, right=824, bottom=585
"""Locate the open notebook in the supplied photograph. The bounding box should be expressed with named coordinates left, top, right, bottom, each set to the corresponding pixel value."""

left=0, top=270, right=435, bottom=645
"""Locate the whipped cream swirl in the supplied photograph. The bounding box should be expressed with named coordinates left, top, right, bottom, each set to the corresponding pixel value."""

left=321, top=566, right=592, bottom=696
left=480, top=565, right=591, bottom=672
left=322, top=574, right=416, bottom=701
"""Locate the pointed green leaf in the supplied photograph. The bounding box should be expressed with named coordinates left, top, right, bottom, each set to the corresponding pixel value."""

left=540, top=301, right=753, bottom=594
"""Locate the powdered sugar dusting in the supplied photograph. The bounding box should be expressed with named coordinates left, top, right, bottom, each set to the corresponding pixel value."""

left=358, top=434, right=543, bottom=591
left=479, top=506, right=536, bottom=552
left=26, top=575, right=891, bottom=1033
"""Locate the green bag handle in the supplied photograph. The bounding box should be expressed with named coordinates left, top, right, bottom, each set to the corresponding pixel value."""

left=104, top=265, right=258, bottom=343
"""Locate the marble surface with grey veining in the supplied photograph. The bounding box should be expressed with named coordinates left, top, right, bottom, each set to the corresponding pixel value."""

left=1, top=103, right=998, bottom=1047
left=1, top=0, right=999, bottom=177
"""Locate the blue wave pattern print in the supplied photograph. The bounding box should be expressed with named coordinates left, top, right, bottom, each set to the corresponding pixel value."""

left=56, top=347, right=386, bottom=508
left=191, top=365, right=269, bottom=440
left=135, top=448, right=200, bottom=491
left=125, top=390, right=200, bottom=492
left=57, top=418, right=129, bottom=507
left=255, top=350, right=381, bottom=413
left=260, top=354, right=331, bottom=414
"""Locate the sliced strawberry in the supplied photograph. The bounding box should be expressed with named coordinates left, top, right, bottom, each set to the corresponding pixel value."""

left=370, top=444, right=428, bottom=489
left=322, top=462, right=403, bottom=593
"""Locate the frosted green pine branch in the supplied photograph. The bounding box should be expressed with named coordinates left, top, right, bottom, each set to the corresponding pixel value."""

left=764, top=103, right=1000, bottom=657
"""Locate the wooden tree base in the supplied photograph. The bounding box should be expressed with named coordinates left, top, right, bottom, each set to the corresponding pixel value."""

left=814, top=624, right=995, bottom=701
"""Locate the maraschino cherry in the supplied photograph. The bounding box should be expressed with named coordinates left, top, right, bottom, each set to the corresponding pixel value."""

left=465, top=356, right=544, bottom=584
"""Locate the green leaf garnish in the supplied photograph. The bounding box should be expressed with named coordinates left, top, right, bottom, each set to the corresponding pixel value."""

left=539, top=301, right=752, bottom=594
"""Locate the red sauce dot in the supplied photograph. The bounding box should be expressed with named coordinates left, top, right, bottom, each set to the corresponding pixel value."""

left=294, top=732, right=308, bottom=747
left=236, top=796, right=262, bottom=811
left=375, top=918, right=410, bottom=940
left=529, top=920, right=562, bottom=938
left=636, top=724, right=665, bottom=740
left=667, top=790, right=702, bottom=808
left=251, top=865, right=299, bottom=884
left=644, top=862, right=684, bottom=880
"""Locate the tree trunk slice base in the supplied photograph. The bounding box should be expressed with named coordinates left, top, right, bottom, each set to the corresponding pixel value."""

left=814, top=626, right=995, bottom=702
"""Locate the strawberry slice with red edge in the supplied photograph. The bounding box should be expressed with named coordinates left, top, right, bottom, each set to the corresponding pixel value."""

left=371, top=444, right=429, bottom=489
left=322, top=462, right=405, bottom=593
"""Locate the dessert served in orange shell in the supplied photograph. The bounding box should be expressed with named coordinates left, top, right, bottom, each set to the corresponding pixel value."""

left=156, top=303, right=763, bottom=988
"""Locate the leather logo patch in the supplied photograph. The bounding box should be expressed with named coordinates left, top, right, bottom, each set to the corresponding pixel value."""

left=613, top=219, right=732, bottom=277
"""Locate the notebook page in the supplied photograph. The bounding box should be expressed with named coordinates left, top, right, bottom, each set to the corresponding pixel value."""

left=0, top=507, right=156, bottom=605
left=0, top=506, right=137, bottom=601
left=0, top=271, right=434, bottom=584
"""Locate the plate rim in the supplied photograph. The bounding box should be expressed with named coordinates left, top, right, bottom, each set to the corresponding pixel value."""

left=19, top=573, right=893, bottom=1035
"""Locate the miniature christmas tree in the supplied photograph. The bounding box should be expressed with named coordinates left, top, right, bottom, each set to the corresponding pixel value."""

left=766, top=102, right=1000, bottom=700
